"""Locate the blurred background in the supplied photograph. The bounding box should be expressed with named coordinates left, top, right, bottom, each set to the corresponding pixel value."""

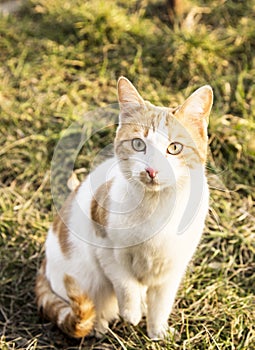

left=0, top=0, right=254, bottom=349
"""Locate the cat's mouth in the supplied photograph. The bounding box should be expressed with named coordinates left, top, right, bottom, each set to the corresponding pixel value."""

left=139, top=171, right=160, bottom=190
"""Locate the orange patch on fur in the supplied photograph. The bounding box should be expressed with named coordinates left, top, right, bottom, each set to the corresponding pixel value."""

left=52, top=185, right=80, bottom=256
left=91, top=180, right=113, bottom=237
left=143, top=127, right=149, bottom=137
left=63, top=274, right=96, bottom=338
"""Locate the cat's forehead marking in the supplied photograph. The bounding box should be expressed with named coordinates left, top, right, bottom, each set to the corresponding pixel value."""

left=144, top=108, right=175, bottom=140
left=144, top=127, right=149, bottom=137
left=158, top=114, right=169, bottom=133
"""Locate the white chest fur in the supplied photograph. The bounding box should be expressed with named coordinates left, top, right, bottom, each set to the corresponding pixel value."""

left=105, top=168, right=209, bottom=286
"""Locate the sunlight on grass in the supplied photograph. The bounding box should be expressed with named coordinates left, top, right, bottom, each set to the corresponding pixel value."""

left=0, top=0, right=254, bottom=349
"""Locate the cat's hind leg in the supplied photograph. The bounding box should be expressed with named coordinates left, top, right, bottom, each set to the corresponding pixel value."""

left=93, top=285, right=119, bottom=338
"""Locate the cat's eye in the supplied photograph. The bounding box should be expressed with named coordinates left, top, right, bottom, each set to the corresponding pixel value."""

left=167, top=142, right=183, bottom=155
left=132, top=138, right=146, bottom=152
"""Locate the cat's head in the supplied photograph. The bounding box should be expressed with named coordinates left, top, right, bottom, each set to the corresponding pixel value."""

left=114, top=77, right=213, bottom=191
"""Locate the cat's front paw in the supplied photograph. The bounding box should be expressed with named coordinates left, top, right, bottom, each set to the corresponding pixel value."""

left=147, top=324, right=176, bottom=340
left=121, top=308, right=142, bottom=326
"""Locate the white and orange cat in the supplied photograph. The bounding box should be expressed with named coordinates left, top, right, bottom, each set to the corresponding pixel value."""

left=36, top=77, right=213, bottom=340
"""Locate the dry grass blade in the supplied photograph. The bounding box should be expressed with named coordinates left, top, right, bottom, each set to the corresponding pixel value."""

left=0, top=0, right=254, bottom=349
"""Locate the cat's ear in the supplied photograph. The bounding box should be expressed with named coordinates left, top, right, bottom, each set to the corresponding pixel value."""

left=178, top=85, right=213, bottom=125
left=117, top=77, right=145, bottom=107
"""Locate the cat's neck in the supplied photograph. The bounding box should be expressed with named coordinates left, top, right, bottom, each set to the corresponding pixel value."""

left=107, top=163, right=208, bottom=247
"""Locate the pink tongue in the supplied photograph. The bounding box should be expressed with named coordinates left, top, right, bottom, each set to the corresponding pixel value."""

left=145, top=167, right=157, bottom=179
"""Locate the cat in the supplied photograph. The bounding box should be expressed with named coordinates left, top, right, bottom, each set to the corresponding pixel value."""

left=35, top=77, right=213, bottom=340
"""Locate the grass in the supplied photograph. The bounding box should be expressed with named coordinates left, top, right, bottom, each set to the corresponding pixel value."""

left=0, top=0, right=255, bottom=349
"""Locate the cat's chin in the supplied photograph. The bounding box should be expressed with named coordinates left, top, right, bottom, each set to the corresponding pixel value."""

left=137, top=178, right=170, bottom=192
left=127, top=177, right=160, bottom=191
left=137, top=171, right=169, bottom=192
left=143, top=182, right=172, bottom=192
left=144, top=181, right=161, bottom=191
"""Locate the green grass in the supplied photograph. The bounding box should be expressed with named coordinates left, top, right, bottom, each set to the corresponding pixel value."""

left=0, top=0, right=254, bottom=349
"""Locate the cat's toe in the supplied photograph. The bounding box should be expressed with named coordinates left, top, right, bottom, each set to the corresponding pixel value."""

left=95, top=319, right=109, bottom=338
left=121, top=309, right=141, bottom=326
left=147, top=324, right=168, bottom=340
left=148, top=325, right=179, bottom=341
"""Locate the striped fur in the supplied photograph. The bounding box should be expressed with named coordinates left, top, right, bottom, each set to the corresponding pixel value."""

left=35, top=259, right=96, bottom=338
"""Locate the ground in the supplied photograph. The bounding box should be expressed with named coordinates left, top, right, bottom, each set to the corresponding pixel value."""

left=0, top=0, right=254, bottom=349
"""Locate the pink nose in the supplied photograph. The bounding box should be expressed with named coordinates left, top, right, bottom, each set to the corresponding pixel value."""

left=145, top=167, right=158, bottom=179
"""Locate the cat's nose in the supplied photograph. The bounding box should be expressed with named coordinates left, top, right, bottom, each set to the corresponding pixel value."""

left=145, top=167, right=158, bottom=179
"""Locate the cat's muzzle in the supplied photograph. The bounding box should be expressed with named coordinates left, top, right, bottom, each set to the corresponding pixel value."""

left=139, top=171, right=160, bottom=188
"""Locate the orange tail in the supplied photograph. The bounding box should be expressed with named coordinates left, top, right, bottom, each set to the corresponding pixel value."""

left=35, top=260, right=96, bottom=338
